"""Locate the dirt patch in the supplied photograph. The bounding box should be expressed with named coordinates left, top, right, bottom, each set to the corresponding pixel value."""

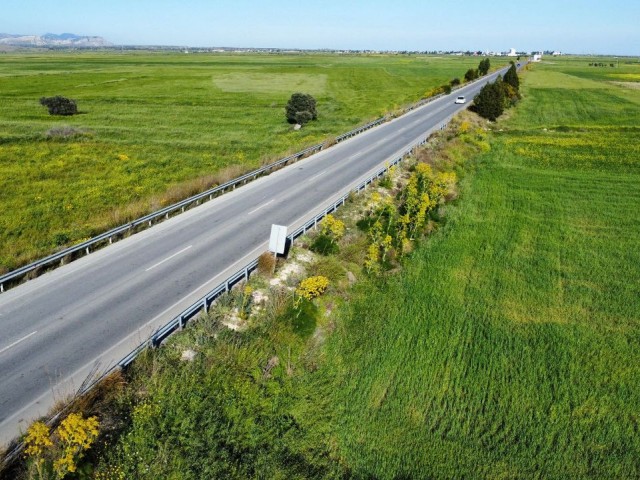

left=609, top=81, right=640, bottom=90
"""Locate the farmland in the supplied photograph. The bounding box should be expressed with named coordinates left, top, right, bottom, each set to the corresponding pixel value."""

left=79, top=57, right=640, bottom=479
left=0, top=52, right=497, bottom=272
left=5, top=55, right=640, bottom=479
left=320, top=58, right=640, bottom=478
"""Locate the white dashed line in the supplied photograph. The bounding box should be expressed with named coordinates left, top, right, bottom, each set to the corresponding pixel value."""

left=247, top=199, right=274, bottom=215
left=0, top=331, right=37, bottom=355
left=145, top=245, right=192, bottom=272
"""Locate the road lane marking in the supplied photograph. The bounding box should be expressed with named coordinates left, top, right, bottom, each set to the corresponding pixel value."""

left=247, top=199, right=274, bottom=215
left=0, top=331, right=37, bottom=355
left=307, top=169, right=328, bottom=182
left=145, top=245, right=192, bottom=272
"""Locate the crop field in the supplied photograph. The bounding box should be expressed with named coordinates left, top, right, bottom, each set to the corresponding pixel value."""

left=0, top=52, right=497, bottom=272
left=321, top=58, right=640, bottom=478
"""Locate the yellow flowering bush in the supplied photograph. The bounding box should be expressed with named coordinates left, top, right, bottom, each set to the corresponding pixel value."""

left=296, top=276, right=329, bottom=301
left=364, top=243, right=381, bottom=274
left=24, top=421, right=53, bottom=478
left=23, top=413, right=100, bottom=479
left=321, top=214, right=345, bottom=241
left=54, top=413, right=99, bottom=477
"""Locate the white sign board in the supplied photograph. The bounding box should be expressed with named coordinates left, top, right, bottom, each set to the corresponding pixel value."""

left=269, top=224, right=287, bottom=254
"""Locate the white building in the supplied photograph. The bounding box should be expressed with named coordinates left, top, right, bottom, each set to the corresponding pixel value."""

left=507, top=48, right=517, bottom=57
left=533, top=54, right=542, bottom=62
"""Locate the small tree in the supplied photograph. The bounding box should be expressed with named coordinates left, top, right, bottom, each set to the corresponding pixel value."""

left=504, top=63, right=520, bottom=91
left=285, top=93, right=317, bottom=124
left=478, top=58, right=490, bottom=76
left=464, top=68, right=479, bottom=82
left=471, top=79, right=505, bottom=121
left=40, top=96, right=78, bottom=116
left=450, top=77, right=461, bottom=87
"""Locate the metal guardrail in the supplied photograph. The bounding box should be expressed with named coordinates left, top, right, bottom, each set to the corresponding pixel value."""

left=0, top=64, right=515, bottom=470
left=1, top=64, right=515, bottom=468
left=1, top=96, right=450, bottom=293
left=116, top=129, right=437, bottom=369
left=0, top=124, right=443, bottom=469
left=125, top=127, right=437, bottom=357
left=0, top=64, right=510, bottom=294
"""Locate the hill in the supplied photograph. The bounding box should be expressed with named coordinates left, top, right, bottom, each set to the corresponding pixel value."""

left=0, top=33, right=111, bottom=47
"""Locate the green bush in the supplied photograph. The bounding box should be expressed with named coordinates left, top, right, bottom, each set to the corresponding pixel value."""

left=39, top=95, right=78, bottom=116
left=285, top=93, right=317, bottom=124
left=471, top=79, right=505, bottom=121
left=504, top=63, right=520, bottom=91
left=478, top=58, right=491, bottom=76
left=464, top=68, right=479, bottom=82
left=310, top=233, right=339, bottom=255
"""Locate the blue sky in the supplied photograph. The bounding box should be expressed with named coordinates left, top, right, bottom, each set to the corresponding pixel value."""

left=2, top=0, right=639, bottom=55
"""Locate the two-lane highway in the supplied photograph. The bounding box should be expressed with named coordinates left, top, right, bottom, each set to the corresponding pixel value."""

left=0, top=66, right=509, bottom=445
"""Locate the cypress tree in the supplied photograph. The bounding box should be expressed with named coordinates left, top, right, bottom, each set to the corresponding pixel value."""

left=504, top=63, right=520, bottom=91
left=472, top=79, right=505, bottom=121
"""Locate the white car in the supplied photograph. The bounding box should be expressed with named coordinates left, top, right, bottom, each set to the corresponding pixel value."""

left=455, top=96, right=466, bottom=104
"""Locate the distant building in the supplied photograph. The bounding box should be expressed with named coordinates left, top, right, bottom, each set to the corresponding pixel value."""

left=533, top=54, right=542, bottom=62
left=507, top=48, right=517, bottom=57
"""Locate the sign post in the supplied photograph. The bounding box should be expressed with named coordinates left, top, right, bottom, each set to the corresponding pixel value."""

left=269, top=225, right=287, bottom=257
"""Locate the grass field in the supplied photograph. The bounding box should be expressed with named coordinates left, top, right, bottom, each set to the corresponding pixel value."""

left=0, top=52, right=497, bottom=272
left=9, top=56, right=640, bottom=479
left=320, top=57, right=640, bottom=478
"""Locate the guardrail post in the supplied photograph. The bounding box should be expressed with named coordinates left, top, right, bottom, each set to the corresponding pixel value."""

left=109, top=236, right=113, bottom=244
left=1, top=283, right=3, bottom=293
left=85, top=247, right=90, bottom=255
left=179, top=315, right=184, bottom=330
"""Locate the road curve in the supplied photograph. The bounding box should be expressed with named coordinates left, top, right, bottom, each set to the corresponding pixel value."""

left=0, top=66, right=509, bottom=446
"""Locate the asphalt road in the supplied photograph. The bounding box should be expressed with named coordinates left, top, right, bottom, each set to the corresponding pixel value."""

left=0, top=66, right=509, bottom=446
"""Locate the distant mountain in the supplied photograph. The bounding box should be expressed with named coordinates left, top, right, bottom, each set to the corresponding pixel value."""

left=0, top=33, right=111, bottom=47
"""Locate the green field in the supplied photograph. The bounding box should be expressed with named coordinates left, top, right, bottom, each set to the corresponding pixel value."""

left=320, top=58, right=640, bottom=478
left=0, top=52, right=496, bottom=272
left=9, top=56, right=640, bottom=479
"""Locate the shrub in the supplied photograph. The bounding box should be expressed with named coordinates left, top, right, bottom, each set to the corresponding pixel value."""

left=478, top=58, right=491, bottom=76
left=285, top=93, right=317, bottom=124
left=310, top=233, right=339, bottom=255
left=321, top=214, right=345, bottom=241
left=39, top=96, right=78, bottom=116
left=45, top=125, right=88, bottom=139
left=258, top=251, right=276, bottom=276
left=504, top=63, right=520, bottom=91
left=464, top=68, right=479, bottom=82
left=23, top=413, right=100, bottom=479
left=296, top=276, right=329, bottom=301
left=450, top=78, right=461, bottom=87
left=471, top=79, right=505, bottom=121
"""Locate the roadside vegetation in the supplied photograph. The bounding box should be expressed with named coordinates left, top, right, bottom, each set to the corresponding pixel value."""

left=0, top=52, right=503, bottom=273
left=4, top=55, right=639, bottom=479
